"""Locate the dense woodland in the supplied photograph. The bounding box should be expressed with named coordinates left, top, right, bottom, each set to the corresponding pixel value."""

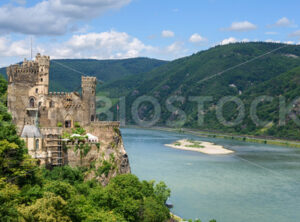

left=98, top=42, right=300, bottom=140
left=0, top=75, right=173, bottom=221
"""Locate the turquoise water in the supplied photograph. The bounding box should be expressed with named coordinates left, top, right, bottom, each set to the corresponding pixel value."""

left=121, top=128, right=300, bottom=222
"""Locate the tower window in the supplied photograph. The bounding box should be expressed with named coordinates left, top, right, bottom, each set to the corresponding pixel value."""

left=49, top=101, right=54, bottom=108
left=91, top=115, right=95, bottom=121
left=38, top=102, right=42, bottom=107
left=29, top=98, right=35, bottom=108
left=40, top=78, right=43, bottom=82
left=36, top=88, right=38, bottom=93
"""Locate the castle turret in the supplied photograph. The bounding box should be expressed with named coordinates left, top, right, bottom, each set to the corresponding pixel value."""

left=35, top=53, right=50, bottom=95
left=81, top=76, right=97, bottom=125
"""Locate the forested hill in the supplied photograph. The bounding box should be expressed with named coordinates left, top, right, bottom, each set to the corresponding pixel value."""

left=99, top=42, right=300, bottom=139
left=0, top=57, right=168, bottom=92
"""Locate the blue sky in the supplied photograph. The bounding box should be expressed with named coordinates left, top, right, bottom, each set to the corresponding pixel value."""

left=0, top=0, right=300, bottom=67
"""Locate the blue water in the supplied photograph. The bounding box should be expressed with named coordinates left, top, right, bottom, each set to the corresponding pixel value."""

left=121, top=128, right=300, bottom=222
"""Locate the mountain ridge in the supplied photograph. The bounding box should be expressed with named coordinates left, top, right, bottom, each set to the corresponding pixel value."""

left=98, top=42, right=300, bottom=139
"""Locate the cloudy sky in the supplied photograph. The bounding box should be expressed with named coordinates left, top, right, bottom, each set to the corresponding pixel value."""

left=0, top=0, right=300, bottom=67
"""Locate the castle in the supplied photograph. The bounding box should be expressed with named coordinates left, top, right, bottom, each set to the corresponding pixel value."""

left=6, top=54, right=130, bottom=176
left=7, top=53, right=96, bottom=130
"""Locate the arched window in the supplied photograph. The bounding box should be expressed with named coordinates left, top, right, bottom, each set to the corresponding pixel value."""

left=64, top=115, right=72, bottom=128
left=29, top=98, right=35, bottom=108
left=35, top=139, right=39, bottom=150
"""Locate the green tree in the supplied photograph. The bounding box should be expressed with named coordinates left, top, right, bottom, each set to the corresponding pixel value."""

left=18, top=192, right=71, bottom=222
left=0, top=178, right=20, bottom=220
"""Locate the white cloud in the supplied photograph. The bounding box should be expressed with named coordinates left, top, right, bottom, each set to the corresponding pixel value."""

left=265, top=39, right=295, bottom=45
left=241, top=38, right=250, bottom=42
left=265, top=39, right=281, bottom=43
left=0, top=36, right=30, bottom=57
left=0, top=31, right=156, bottom=66
left=273, top=17, right=292, bottom=27
left=218, top=37, right=250, bottom=46
left=223, top=21, right=257, bottom=32
left=0, top=0, right=131, bottom=35
left=161, top=30, right=175, bottom=38
left=219, top=37, right=238, bottom=45
left=0, top=32, right=191, bottom=66
left=50, top=30, right=154, bottom=59
left=189, top=33, right=207, bottom=43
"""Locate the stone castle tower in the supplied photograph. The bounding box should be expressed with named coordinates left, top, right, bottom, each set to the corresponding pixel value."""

left=81, top=76, right=97, bottom=125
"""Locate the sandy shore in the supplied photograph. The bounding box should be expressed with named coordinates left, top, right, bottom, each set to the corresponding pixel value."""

left=165, top=139, right=234, bottom=155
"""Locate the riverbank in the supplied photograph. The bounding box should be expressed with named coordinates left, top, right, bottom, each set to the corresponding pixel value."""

left=124, top=125, right=300, bottom=148
left=165, top=139, right=234, bottom=155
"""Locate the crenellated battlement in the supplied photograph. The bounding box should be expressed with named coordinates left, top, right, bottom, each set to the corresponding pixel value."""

left=48, top=92, right=73, bottom=96
left=81, top=76, right=97, bottom=88
left=82, top=76, right=97, bottom=82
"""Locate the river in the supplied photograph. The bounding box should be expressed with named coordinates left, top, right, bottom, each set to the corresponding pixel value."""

left=121, top=128, right=300, bottom=222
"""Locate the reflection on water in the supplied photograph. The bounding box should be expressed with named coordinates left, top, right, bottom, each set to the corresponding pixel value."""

left=121, top=128, right=300, bottom=222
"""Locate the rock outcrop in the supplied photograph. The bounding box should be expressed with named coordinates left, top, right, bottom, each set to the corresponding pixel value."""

left=66, top=122, right=131, bottom=186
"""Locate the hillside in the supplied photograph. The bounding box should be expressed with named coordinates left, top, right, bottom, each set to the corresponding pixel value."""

left=0, top=57, right=167, bottom=92
left=99, top=42, right=300, bottom=139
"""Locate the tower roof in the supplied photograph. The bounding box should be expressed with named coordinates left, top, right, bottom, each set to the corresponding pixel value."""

left=21, top=125, right=43, bottom=138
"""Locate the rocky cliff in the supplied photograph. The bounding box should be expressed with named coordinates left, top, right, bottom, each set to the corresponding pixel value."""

left=65, top=122, right=131, bottom=186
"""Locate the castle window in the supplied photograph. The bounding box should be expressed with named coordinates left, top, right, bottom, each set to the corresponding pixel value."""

left=38, top=102, right=42, bottom=107
left=65, top=120, right=71, bottom=128
left=29, top=98, right=35, bottom=108
left=36, top=88, right=38, bottom=93
left=91, top=115, right=95, bottom=121
left=40, top=78, right=43, bottom=82
left=35, top=139, right=39, bottom=150
left=49, top=101, right=54, bottom=108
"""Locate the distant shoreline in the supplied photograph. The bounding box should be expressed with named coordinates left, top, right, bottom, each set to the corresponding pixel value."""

left=123, top=125, right=300, bottom=148
left=165, top=139, right=234, bottom=155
